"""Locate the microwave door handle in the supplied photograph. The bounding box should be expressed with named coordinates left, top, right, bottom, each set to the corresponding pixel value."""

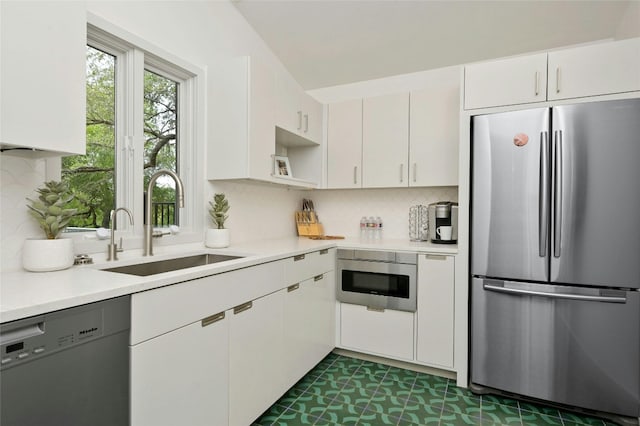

left=483, top=283, right=626, bottom=303
left=539, top=131, right=550, bottom=257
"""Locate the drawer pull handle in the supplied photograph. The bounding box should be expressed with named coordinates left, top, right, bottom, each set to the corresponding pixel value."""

left=233, top=301, right=253, bottom=315
left=425, top=254, right=447, bottom=260
left=201, top=311, right=225, bottom=327
left=319, top=249, right=329, bottom=255
left=366, top=306, right=385, bottom=313
left=287, top=283, right=300, bottom=292
left=314, top=274, right=323, bottom=281
left=294, top=254, right=305, bottom=261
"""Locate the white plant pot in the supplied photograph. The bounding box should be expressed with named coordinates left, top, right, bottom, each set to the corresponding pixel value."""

left=205, top=228, right=230, bottom=248
left=22, top=238, right=75, bottom=272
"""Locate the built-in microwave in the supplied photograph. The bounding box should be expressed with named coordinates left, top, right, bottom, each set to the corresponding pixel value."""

left=336, top=249, right=417, bottom=312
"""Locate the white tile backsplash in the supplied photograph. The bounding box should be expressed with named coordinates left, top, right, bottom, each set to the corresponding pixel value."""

left=307, top=187, right=458, bottom=239
left=1, top=156, right=48, bottom=272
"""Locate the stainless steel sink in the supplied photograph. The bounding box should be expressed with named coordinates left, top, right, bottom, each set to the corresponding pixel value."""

left=102, top=253, right=244, bottom=276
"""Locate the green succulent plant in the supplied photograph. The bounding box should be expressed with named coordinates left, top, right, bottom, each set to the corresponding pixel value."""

left=26, top=180, right=77, bottom=239
left=208, top=193, right=229, bottom=229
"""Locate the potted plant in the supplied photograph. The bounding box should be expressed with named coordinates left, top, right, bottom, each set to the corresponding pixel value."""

left=23, top=180, right=78, bottom=271
left=205, top=193, right=230, bottom=248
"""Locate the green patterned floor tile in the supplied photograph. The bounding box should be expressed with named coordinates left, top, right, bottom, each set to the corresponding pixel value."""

left=272, top=406, right=323, bottom=426
left=320, top=368, right=356, bottom=384
left=519, top=401, right=562, bottom=417
left=479, top=405, right=523, bottom=425
left=312, top=399, right=367, bottom=425
left=254, top=403, right=290, bottom=425
left=356, top=409, right=405, bottom=426
left=520, top=411, right=564, bottom=426
left=370, top=378, right=414, bottom=402
left=439, top=410, right=489, bottom=425
left=559, top=410, right=606, bottom=425
left=356, top=360, right=390, bottom=377
left=385, top=366, right=420, bottom=384
left=331, top=356, right=363, bottom=370
left=404, top=386, right=447, bottom=407
left=480, top=394, right=521, bottom=409
left=439, top=392, right=483, bottom=418
left=301, top=379, right=347, bottom=401
left=412, top=372, right=450, bottom=392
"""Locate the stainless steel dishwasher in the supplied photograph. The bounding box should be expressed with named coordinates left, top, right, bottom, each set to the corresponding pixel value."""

left=1, top=296, right=130, bottom=426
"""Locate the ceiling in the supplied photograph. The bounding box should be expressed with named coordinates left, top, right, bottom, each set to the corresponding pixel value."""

left=233, top=0, right=638, bottom=90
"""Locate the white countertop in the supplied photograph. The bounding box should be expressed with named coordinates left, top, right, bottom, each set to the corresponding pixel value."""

left=0, top=237, right=456, bottom=323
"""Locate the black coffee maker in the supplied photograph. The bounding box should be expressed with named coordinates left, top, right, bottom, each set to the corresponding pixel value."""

left=428, top=201, right=458, bottom=244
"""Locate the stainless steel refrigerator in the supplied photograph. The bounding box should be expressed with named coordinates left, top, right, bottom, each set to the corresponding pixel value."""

left=470, top=98, right=640, bottom=419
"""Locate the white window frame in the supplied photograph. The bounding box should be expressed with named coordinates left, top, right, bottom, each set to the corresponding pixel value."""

left=66, top=14, right=205, bottom=254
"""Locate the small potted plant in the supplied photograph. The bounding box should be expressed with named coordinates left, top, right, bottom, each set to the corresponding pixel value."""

left=205, top=193, right=230, bottom=248
left=23, top=180, right=78, bottom=271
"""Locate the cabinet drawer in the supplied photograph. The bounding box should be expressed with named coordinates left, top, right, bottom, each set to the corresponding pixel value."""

left=131, top=260, right=285, bottom=344
left=284, top=248, right=335, bottom=285
left=340, top=302, right=414, bottom=361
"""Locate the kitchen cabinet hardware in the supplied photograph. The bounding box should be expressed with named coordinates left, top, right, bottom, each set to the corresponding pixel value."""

left=287, top=284, right=300, bottom=292
left=535, top=71, right=540, bottom=96
left=297, top=111, right=302, bottom=130
left=556, top=67, right=561, bottom=93
left=293, top=254, right=305, bottom=261
left=400, top=164, right=404, bottom=183
left=425, top=254, right=447, bottom=261
left=319, top=249, right=329, bottom=255
left=201, top=311, right=225, bottom=327
left=366, top=306, right=385, bottom=313
left=353, top=166, right=358, bottom=184
left=233, top=301, right=253, bottom=315
left=304, top=114, right=309, bottom=133
left=413, top=163, right=417, bottom=182
left=314, top=274, right=323, bottom=282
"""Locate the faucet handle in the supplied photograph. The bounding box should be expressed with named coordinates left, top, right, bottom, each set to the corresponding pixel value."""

left=117, top=237, right=124, bottom=253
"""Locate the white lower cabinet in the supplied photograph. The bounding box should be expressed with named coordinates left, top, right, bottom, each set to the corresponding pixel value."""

left=340, top=303, right=414, bottom=361
left=284, top=271, right=335, bottom=389
left=416, top=254, right=455, bottom=369
left=130, top=313, right=229, bottom=426
left=228, top=290, right=285, bottom=426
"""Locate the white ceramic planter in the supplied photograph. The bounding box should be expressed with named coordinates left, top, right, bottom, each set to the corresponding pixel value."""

left=22, top=238, right=75, bottom=272
left=205, top=228, right=230, bottom=248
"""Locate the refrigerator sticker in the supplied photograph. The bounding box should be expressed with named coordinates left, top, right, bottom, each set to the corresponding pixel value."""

left=513, top=133, right=529, bottom=147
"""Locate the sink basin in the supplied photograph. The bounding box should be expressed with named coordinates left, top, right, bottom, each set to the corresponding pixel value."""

left=102, top=253, right=244, bottom=276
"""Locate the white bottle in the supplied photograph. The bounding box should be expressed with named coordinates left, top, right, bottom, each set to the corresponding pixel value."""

left=376, top=216, right=383, bottom=240
left=360, top=216, right=367, bottom=240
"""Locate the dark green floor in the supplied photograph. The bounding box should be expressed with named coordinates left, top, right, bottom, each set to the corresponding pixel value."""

left=254, top=353, right=619, bottom=426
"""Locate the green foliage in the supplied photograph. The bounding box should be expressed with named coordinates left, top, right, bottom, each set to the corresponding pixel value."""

left=62, top=47, right=180, bottom=229
left=208, top=193, right=230, bottom=229
left=26, top=181, right=78, bottom=239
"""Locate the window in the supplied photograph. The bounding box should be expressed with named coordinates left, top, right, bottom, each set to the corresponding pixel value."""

left=63, top=20, right=203, bottom=240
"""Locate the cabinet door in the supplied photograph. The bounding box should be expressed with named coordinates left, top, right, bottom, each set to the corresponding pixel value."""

left=416, top=254, right=455, bottom=369
left=283, top=272, right=335, bottom=389
left=229, top=290, right=284, bottom=426
left=327, top=99, right=363, bottom=188
left=464, top=53, right=547, bottom=109
left=409, top=78, right=459, bottom=187
left=340, top=303, right=414, bottom=361
left=302, top=93, right=323, bottom=144
left=362, top=93, right=409, bottom=188
left=548, top=38, right=640, bottom=101
left=130, top=314, right=229, bottom=426
left=0, top=1, right=86, bottom=154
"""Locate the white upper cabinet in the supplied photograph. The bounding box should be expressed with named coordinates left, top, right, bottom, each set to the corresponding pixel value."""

left=208, top=56, right=275, bottom=182
left=275, top=74, right=322, bottom=144
left=362, top=92, right=410, bottom=188
left=464, top=53, right=548, bottom=110
left=327, top=99, right=363, bottom=188
left=1, top=1, right=86, bottom=155
left=464, top=38, right=640, bottom=110
left=409, top=73, right=459, bottom=187
left=548, top=38, right=640, bottom=101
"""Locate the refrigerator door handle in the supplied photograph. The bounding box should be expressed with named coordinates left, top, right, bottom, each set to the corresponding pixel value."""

left=553, top=130, right=563, bottom=258
left=483, top=283, right=627, bottom=303
left=539, top=131, right=550, bottom=257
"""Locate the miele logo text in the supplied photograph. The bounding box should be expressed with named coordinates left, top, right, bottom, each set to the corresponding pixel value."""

left=79, top=327, right=98, bottom=335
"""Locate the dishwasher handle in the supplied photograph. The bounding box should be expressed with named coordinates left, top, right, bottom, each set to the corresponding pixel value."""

left=483, top=283, right=627, bottom=303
